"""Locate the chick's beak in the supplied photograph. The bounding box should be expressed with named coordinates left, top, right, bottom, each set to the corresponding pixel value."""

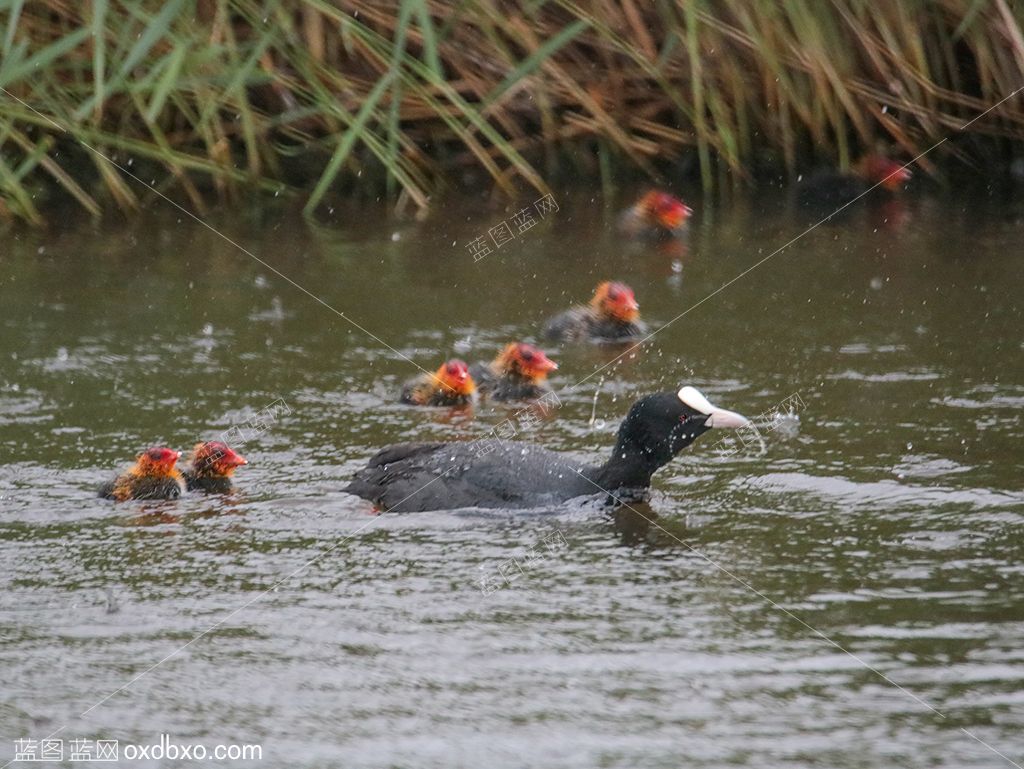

left=660, top=204, right=691, bottom=230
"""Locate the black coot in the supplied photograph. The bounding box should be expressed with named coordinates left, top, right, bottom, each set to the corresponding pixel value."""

left=345, top=386, right=749, bottom=512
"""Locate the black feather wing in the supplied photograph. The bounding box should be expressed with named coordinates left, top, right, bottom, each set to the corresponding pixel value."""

left=345, top=440, right=596, bottom=512
left=543, top=308, right=590, bottom=342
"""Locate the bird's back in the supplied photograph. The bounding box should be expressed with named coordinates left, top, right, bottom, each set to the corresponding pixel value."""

left=345, top=440, right=595, bottom=512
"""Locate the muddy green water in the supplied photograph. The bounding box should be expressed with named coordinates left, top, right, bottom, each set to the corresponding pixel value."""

left=1, top=189, right=1023, bottom=768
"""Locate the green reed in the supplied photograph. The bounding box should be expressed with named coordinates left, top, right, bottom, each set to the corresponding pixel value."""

left=0, top=0, right=1021, bottom=223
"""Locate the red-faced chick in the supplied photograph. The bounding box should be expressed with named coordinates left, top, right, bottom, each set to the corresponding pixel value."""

left=544, top=281, right=647, bottom=343
left=797, top=154, right=911, bottom=211
left=470, top=342, right=558, bottom=402
left=400, top=359, right=476, bottom=407
left=98, top=447, right=185, bottom=502
left=619, top=190, right=693, bottom=239
left=183, top=441, right=249, bottom=494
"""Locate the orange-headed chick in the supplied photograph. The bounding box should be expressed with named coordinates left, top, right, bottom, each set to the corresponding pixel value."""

left=98, top=447, right=185, bottom=501
left=544, top=281, right=647, bottom=344
left=400, top=359, right=476, bottom=407
left=619, top=190, right=693, bottom=239
left=183, top=441, right=248, bottom=494
left=858, top=155, right=912, bottom=192
left=470, top=342, right=558, bottom=401
left=797, top=153, right=911, bottom=211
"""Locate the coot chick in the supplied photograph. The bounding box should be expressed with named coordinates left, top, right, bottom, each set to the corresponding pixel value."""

left=99, top=447, right=185, bottom=501
left=346, top=386, right=749, bottom=512
left=469, top=342, right=557, bottom=402
left=400, top=359, right=476, bottom=407
left=619, top=190, right=693, bottom=240
left=544, top=281, right=647, bottom=343
left=183, top=441, right=248, bottom=493
left=796, top=154, right=911, bottom=211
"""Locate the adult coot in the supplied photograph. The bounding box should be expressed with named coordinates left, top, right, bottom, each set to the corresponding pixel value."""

left=98, top=447, right=185, bottom=501
left=345, top=386, right=749, bottom=512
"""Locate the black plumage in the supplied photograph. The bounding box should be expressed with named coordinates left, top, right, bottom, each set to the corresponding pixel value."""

left=183, top=474, right=234, bottom=494
left=346, top=390, right=745, bottom=512
left=98, top=475, right=184, bottom=501
left=543, top=308, right=647, bottom=343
